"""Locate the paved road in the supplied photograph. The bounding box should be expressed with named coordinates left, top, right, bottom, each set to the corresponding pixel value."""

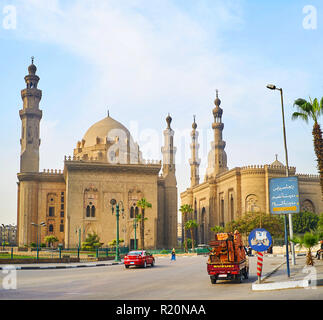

left=0, top=256, right=323, bottom=300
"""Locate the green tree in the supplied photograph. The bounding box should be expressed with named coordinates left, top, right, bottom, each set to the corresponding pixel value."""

left=318, top=213, right=323, bottom=231
left=292, top=232, right=319, bottom=266
left=179, top=204, right=193, bottom=253
left=210, top=225, right=224, bottom=234
left=225, top=212, right=284, bottom=238
left=137, top=198, right=152, bottom=250
left=291, top=211, right=319, bottom=234
left=81, top=232, right=103, bottom=250
left=185, top=220, right=199, bottom=251
left=108, top=239, right=125, bottom=247
left=44, top=235, right=59, bottom=248
left=292, top=97, right=323, bottom=196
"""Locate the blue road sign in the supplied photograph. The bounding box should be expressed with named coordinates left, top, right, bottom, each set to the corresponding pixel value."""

left=248, top=228, right=272, bottom=252
left=269, top=176, right=300, bottom=215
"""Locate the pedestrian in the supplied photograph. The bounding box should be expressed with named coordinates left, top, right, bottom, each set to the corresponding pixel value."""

left=315, top=240, right=323, bottom=260
left=171, top=248, right=176, bottom=261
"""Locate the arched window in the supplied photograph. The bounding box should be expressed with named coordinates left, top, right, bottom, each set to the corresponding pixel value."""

left=130, top=207, right=135, bottom=219
left=49, top=207, right=55, bottom=217
left=230, top=195, right=234, bottom=221
left=220, top=199, right=224, bottom=227
left=135, top=207, right=139, bottom=217
left=86, top=205, right=91, bottom=218
left=49, top=224, right=54, bottom=233
left=91, top=206, right=96, bottom=217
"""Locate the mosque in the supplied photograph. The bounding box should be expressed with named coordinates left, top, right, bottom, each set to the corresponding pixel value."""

left=16, top=59, right=322, bottom=249
left=180, top=91, right=323, bottom=245
left=17, top=60, right=178, bottom=249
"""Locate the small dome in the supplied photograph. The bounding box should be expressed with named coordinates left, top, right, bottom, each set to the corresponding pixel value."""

left=192, top=115, right=197, bottom=130
left=166, top=114, right=172, bottom=129
left=271, top=156, right=284, bottom=167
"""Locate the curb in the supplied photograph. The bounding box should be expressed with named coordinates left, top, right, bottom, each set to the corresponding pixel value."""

left=0, top=262, right=124, bottom=270
left=252, top=278, right=323, bottom=291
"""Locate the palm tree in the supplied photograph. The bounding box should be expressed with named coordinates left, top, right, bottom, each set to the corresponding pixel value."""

left=210, top=225, right=224, bottom=234
left=179, top=204, right=193, bottom=252
left=137, top=198, right=152, bottom=250
left=292, top=97, right=323, bottom=197
left=185, top=219, right=199, bottom=251
left=292, top=232, right=319, bottom=266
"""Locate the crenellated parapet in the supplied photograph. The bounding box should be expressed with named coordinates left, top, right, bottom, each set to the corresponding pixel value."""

left=42, top=169, right=64, bottom=175
left=297, top=173, right=320, bottom=181
left=64, top=155, right=161, bottom=166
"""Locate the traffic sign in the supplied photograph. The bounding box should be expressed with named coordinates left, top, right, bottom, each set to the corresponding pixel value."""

left=269, top=176, right=300, bottom=214
left=248, top=228, right=272, bottom=252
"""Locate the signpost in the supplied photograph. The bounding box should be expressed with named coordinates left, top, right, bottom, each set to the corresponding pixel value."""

left=248, top=228, right=272, bottom=283
left=269, top=176, right=300, bottom=278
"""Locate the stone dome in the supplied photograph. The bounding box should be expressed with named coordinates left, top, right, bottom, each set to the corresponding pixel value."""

left=82, top=116, right=131, bottom=148
left=271, top=158, right=284, bottom=167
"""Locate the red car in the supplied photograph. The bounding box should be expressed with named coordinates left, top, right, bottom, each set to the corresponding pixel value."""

left=124, top=250, right=155, bottom=268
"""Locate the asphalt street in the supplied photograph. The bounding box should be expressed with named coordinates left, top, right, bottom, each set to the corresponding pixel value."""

left=0, top=255, right=323, bottom=300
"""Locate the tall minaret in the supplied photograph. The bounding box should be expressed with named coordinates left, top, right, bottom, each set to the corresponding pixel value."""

left=161, top=114, right=176, bottom=176
left=189, top=115, right=200, bottom=187
left=161, top=114, right=177, bottom=249
left=19, top=57, right=42, bottom=173
left=206, top=90, right=228, bottom=179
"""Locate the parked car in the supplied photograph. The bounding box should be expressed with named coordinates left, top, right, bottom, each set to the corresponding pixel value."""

left=124, top=250, right=155, bottom=268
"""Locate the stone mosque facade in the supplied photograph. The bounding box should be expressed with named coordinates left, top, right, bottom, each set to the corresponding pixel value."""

left=180, top=91, right=323, bottom=245
left=17, top=61, right=178, bottom=249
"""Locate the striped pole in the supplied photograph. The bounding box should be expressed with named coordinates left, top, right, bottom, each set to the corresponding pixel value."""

left=257, top=252, right=264, bottom=283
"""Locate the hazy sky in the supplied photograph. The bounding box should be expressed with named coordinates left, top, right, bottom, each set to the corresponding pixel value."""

left=1, top=0, right=322, bottom=225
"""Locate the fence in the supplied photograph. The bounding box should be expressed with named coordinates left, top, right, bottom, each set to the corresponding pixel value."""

left=0, top=246, right=130, bottom=262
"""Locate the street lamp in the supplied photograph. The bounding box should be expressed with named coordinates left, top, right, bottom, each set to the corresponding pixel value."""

left=133, top=219, right=138, bottom=250
left=267, top=84, right=296, bottom=268
left=110, top=199, right=125, bottom=262
left=31, top=222, right=46, bottom=259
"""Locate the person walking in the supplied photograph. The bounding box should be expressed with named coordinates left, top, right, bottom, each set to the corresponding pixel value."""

left=171, top=248, right=176, bottom=261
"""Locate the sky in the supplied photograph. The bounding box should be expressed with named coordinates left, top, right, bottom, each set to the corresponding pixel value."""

left=0, top=0, right=322, bottom=225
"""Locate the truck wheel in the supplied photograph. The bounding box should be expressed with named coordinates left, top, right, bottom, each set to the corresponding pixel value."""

left=210, top=276, right=217, bottom=284
left=243, top=267, right=249, bottom=279
left=125, top=265, right=129, bottom=269
left=235, top=272, right=242, bottom=283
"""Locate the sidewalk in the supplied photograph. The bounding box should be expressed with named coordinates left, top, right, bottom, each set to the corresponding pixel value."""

left=0, top=260, right=124, bottom=270
left=252, top=256, right=323, bottom=291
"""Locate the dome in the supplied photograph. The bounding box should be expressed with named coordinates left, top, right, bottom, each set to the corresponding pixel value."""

left=28, top=63, right=37, bottom=75
left=271, top=156, right=284, bottom=167
left=82, top=116, right=131, bottom=148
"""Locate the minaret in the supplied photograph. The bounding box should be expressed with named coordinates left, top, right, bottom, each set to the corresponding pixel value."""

left=206, top=90, right=228, bottom=179
left=161, top=114, right=177, bottom=176
left=189, top=115, right=201, bottom=187
left=19, top=57, right=42, bottom=173
left=161, top=114, right=178, bottom=249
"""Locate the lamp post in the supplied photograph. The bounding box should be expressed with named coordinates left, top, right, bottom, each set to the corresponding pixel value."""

left=110, top=199, right=124, bottom=262
left=267, top=84, right=296, bottom=268
left=133, top=219, right=138, bottom=250
left=31, top=222, right=46, bottom=260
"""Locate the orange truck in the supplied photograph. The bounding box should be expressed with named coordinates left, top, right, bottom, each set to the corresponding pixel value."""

left=207, top=231, right=249, bottom=284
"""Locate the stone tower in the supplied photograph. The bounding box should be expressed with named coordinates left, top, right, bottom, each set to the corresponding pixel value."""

left=161, top=114, right=178, bottom=248
left=206, top=90, right=228, bottom=180
left=189, top=115, right=201, bottom=187
left=19, top=57, right=42, bottom=173
left=17, top=58, right=43, bottom=246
